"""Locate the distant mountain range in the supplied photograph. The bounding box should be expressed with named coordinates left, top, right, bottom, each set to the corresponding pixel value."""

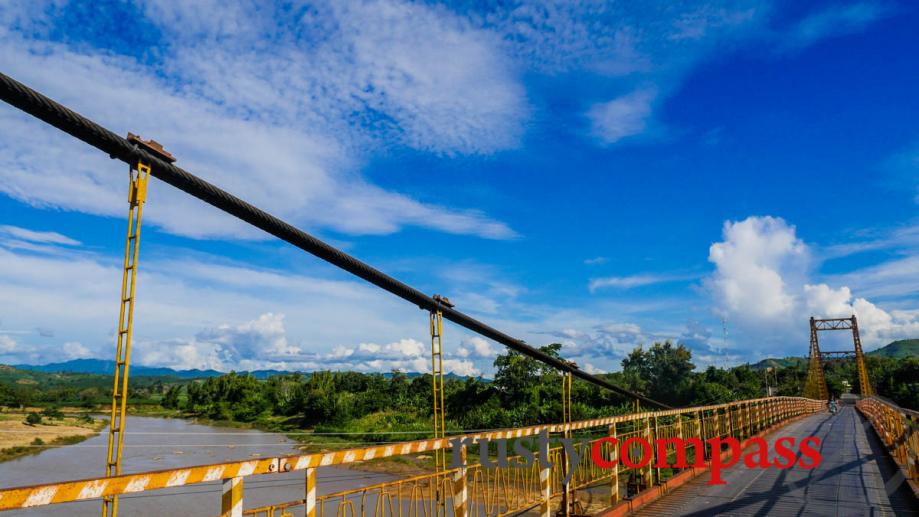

left=11, top=339, right=915, bottom=378
left=749, top=339, right=918, bottom=370
left=12, top=358, right=280, bottom=379
left=8, top=358, right=469, bottom=380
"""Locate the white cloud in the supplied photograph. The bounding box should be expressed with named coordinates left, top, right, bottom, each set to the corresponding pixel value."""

left=708, top=215, right=919, bottom=354
left=780, top=2, right=890, bottom=51
left=825, top=255, right=919, bottom=300
left=542, top=322, right=649, bottom=371
left=62, top=341, right=91, bottom=360
left=821, top=224, right=919, bottom=259
left=803, top=284, right=919, bottom=346
left=0, top=230, right=496, bottom=374
left=588, top=88, right=657, bottom=144
left=581, top=363, right=605, bottom=375
left=0, top=225, right=80, bottom=246
left=197, top=313, right=301, bottom=360
left=139, top=318, right=487, bottom=376
left=0, top=1, right=520, bottom=241
left=138, top=314, right=304, bottom=372
left=589, top=272, right=692, bottom=292
left=549, top=1, right=884, bottom=145
left=481, top=2, right=760, bottom=75
left=0, top=231, right=421, bottom=366
left=708, top=216, right=810, bottom=321
left=142, top=0, right=529, bottom=155
left=429, top=262, right=525, bottom=316
left=455, top=337, right=496, bottom=359
left=0, top=335, right=16, bottom=354
left=584, top=257, right=608, bottom=265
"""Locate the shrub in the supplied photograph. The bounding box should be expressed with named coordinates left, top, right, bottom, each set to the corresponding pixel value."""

left=25, top=413, right=42, bottom=425
left=42, top=407, right=64, bottom=420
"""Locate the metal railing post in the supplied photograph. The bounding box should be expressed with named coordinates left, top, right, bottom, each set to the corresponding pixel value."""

left=610, top=423, right=619, bottom=505
left=643, top=417, right=652, bottom=489
left=222, top=477, right=243, bottom=517
left=305, top=468, right=316, bottom=517
left=453, top=445, right=468, bottom=517
left=540, top=430, right=552, bottom=517
left=653, top=416, right=660, bottom=485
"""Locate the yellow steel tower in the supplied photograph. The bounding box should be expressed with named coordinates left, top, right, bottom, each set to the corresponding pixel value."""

left=803, top=315, right=874, bottom=401
left=803, top=317, right=828, bottom=400
left=102, top=135, right=174, bottom=517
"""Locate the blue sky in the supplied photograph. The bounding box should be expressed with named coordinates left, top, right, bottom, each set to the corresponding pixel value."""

left=0, top=0, right=917, bottom=375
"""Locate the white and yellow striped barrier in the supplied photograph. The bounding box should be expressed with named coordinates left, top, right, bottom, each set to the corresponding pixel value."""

left=0, top=396, right=824, bottom=514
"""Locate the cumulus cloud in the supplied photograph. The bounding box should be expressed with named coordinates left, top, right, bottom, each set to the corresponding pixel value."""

left=542, top=323, right=649, bottom=370
left=0, top=225, right=506, bottom=373
left=140, top=320, right=484, bottom=376
left=455, top=337, right=496, bottom=359
left=62, top=341, right=92, bottom=360
left=139, top=314, right=305, bottom=372
left=708, top=216, right=810, bottom=321
left=803, top=284, right=919, bottom=345
left=0, top=228, right=424, bottom=367
left=708, top=215, right=919, bottom=354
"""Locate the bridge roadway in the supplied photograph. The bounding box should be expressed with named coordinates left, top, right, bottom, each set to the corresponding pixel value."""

left=635, top=406, right=918, bottom=516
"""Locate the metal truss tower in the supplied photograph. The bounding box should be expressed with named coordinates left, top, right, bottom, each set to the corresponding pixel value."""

left=803, top=316, right=874, bottom=400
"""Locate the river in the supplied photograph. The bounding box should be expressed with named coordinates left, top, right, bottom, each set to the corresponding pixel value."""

left=0, top=416, right=398, bottom=516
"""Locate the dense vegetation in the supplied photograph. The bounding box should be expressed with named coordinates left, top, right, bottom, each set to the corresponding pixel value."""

left=2, top=340, right=916, bottom=438
left=0, top=365, right=180, bottom=409
left=155, top=341, right=919, bottom=432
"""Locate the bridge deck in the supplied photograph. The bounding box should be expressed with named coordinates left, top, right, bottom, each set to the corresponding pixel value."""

left=635, top=406, right=919, bottom=516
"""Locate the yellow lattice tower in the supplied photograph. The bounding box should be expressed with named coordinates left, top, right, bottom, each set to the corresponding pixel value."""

left=804, top=315, right=875, bottom=401
left=803, top=317, right=828, bottom=400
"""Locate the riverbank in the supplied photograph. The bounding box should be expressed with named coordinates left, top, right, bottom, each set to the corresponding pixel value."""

left=0, top=409, right=105, bottom=462
left=143, top=411, right=436, bottom=476
left=62, top=405, right=436, bottom=476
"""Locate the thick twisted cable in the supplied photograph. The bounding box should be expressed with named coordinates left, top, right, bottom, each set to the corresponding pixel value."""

left=0, top=71, right=670, bottom=409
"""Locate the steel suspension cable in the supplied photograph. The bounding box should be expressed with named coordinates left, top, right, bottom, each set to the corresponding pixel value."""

left=0, top=71, right=670, bottom=409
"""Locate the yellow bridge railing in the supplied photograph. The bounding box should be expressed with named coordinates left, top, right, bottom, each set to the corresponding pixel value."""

left=239, top=396, right=822, bottom=517
left=856, top=396, right=919, bottom=497
left=0, top=397, right=823, bottom=516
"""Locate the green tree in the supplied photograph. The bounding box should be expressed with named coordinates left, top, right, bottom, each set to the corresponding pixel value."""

left=161, top=385, right=182, bottom=409
left=621, top=341, right=694, bottom=405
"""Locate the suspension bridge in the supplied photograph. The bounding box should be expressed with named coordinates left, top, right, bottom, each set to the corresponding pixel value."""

left=0, top=72, right=916, bottom=516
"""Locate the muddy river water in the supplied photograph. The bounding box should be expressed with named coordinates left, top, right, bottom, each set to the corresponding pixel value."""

left=0, top=416, right=398, bottom=516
